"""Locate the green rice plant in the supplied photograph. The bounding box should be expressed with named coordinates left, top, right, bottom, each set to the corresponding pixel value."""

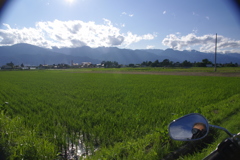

left=0, top=69, right=239, bottom=159
left=178, top=94, right=240, bottom=160
left=0, top=113, right=57, bottom=159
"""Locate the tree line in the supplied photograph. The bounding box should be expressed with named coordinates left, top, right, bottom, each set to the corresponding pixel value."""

left=1, top=59, right=239, bottom=70
left=139, top=59, right=213, bottom=67
left=137, top=58, right=238, bottom=68
left=101, top=59, right=238, bottom=68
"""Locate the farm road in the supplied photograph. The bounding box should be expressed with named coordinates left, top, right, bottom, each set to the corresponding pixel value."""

left=72, top=71, right=240, bottom=77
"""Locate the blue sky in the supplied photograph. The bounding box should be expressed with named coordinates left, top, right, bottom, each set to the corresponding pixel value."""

left=0, top=0, right=240, bottom=53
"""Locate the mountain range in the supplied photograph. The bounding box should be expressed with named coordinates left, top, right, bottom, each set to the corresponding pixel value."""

left=0, top=43, right=240, bottom=66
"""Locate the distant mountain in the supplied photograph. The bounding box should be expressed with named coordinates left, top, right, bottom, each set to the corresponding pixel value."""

left=0, top=43, right=240, bottom=66
left=145, top=48, right=240, bottom=64
left=0, top=44, right=99, bottom=66
left=54, top=46, right=160, bottom=64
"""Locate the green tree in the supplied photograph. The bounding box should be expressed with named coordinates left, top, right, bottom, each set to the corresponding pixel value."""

left=128, top=64, right=135, bottom=67
left=141, top=61, right=147, bottom=66
left=182, top=60, right=192, bottom=67
left=147, top=61, right=152, bottom=66
left=161, top=59, right=173, bottom=67
left=224, top=62, right=238, bottom=67
left=151, top=60, right=160, bottom=67
left=194, top=62, right=205, bottom=67
left=202, top=59, right=212, bottom=64
left=6, top=62, right=14, bottom=68
left=102, top=61, right=120, bottom=68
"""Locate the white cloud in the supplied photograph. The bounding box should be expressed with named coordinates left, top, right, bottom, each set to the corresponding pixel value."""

left=129, top=14, right=134, bottom=17
left=0, top=23, right=48, bottom=46
left=0, top=19, right=156, bottom=48
left=123, top=32, right=156, bottom=46
left=192, top=28, right=198, bottom=33
left=163, top=11, right=166, bottom=14
left=162, top=33, right=240, bottom=53
left=121, top=12, right=133, bottom=17
left=121, top=23, right=125, bottom=27
left=192, top=12, right=199, bottom=16
left=206, top=16, right=210, bottom=20
left=108, top=35, right=124, bottom=45
left=146, top=45, right=154, bottom=49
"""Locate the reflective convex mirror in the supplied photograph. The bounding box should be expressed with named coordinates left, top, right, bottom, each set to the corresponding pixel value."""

left=168, top=113, right=209, bottom=141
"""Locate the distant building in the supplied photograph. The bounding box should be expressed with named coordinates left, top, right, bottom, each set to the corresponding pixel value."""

left=1, top=65, right=12, bottom=69
left=72, top=63, right=79, bottom=66
left=81, top=62, right=92, bottom=67
left=21, top=66, right=37, bottom=70
left=29, top=66, right=36, bottom=70
left=21, top=67, right=29, bottom=70
left=206, top=64, right=213, bottom=67
left=96, top=63, right=104, bottom=67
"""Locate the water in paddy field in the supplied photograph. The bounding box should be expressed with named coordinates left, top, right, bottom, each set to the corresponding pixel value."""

left=59, top=138, right=98, bottom=159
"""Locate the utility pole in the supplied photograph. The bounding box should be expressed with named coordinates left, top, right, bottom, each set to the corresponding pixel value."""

left=214, top=33, right=217, bottom=72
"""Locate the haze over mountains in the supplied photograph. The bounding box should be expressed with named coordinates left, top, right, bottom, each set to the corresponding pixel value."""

left=0, top=43, right=240, bottom=66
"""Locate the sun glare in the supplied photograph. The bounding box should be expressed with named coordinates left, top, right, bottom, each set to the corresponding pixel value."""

left=66, top=0, right=75, bottom=4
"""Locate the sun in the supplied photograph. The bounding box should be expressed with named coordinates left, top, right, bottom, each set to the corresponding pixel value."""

left=66, top=0, right=75, bottom=4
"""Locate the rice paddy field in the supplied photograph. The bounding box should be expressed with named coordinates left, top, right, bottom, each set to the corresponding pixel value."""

left=0, top=67, right=239, bottom=159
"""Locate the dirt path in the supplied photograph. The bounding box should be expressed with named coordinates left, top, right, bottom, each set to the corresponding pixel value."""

left=72, top=71, right=240, bottom=77
left=121, top=71, right=240, bottom=77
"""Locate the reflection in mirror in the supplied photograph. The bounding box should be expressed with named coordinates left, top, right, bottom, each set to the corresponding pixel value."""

left=168, top=113, right=209, bottom=141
